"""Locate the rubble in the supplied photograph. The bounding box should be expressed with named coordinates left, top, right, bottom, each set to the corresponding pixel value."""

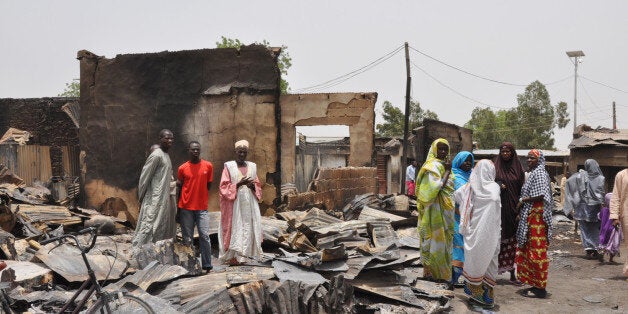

left=0, top=163, right=453, bottom=313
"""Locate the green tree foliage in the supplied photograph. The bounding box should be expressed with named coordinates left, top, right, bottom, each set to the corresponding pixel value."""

left=465, top=107, right=500, bottom=148
left=58, top=80, right=80, bottom=97
left=216, top=36, right=292, bottom=94
left=376, top=100, right=439, bottom=137
left=465, top=80, right=570, bottom=149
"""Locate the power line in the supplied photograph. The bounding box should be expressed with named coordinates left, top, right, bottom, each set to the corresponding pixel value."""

left=580, top=76, right=628, bottom=93
left=409, top=46, right=573, bottom=87
left=578, top=80, right=603, bottom=112
left=411, top=61, right=509, bottom=110
left=294, top=44, right=404, bottom=93
left=409, top=46, right=527, bottom=86
left=544, top=75, right=574, bottom=86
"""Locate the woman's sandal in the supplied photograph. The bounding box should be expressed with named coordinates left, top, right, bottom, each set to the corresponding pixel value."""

left=510, top=279, right=524, bottom=286
left=520, top=287, right=547, bottom=299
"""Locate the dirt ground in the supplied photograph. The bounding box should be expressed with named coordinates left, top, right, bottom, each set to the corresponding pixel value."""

left=450, top=219, right=628, bottom=313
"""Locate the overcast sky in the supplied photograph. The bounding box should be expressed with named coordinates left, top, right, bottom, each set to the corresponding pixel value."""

left=1, top=1, right=627, bottom=150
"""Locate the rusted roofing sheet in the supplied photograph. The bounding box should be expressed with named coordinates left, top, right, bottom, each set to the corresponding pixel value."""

left=351, top=270, right=450, bottom=312
left=36, top=244, right=126, bottom=282
left=272, top=260, right=327, bottom=285
left=105, top=261, right=188, bottom=291
left=568, top=135, right=628, bottom=148
left=366, top=221, right=399, bottom=248
left=179, top=288, right=235, bottom=314
left=12, top=204, right=81, bottom=226
left=396, top=227, right=421, bottom=249
left=359, top=206, right=406, bottom=222
left=156, top=266, right=275, bottom=306
left=157, top=272, right=228, bottom=305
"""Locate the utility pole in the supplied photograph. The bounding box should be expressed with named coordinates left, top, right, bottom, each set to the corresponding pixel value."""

left=566, top=51, right=585, bottom=133
left=401, top=42, right=411, bottom=195
left=613, top=101, right=617, bottom=130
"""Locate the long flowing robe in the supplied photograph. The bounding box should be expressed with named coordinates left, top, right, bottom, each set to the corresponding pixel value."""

left=451, top=151, right=474, bottom=269
left=516, top=150, right=553, bottom=289
left=599, top=193, right=622, bottom=256
left=457, top=160, right=501, bottom=306
left=406, top=165, right=417, bottom=196
left=608, top=168, right=628, bottom=276
left=566, top=159, right=605, bottom=251
left=493, top=142, right=525, bottom=273
left=132, top=148, right=177, bottom=247
left=218, top=161, right=263, bottom=263
left=415, top=138, right=455, bottom=281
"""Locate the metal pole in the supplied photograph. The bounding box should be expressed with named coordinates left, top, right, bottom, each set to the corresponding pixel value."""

left=401, top=42, right=411, bottom=195
left=573, top=56, right=579, bottom=132
left=613, top=101, right=617, bottom=129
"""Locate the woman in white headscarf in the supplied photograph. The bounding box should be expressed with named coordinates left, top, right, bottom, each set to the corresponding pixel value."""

left=564, top=159, right=605, bottom=258
left=456, top=159, right=501, bottom=308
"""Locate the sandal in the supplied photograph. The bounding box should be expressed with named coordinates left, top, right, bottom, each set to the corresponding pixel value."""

left=519, top=287, right=547, bottom=299
left=510, top=279, right=524, bottom=286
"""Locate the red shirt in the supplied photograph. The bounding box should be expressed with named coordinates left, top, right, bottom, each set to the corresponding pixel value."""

left=177, top=160, right=213, bottom=210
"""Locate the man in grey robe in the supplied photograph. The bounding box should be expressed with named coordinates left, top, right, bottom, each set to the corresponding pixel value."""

left=132, top=129, right=177, bottom=248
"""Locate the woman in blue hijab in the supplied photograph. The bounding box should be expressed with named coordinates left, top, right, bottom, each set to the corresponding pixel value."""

left=451, top=151, right=474, bottom=286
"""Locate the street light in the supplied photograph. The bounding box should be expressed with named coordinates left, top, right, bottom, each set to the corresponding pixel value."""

left=566, top=50, right=585, bottom=133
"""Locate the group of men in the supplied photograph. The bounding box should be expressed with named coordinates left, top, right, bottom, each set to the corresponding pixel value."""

left=131, top=129, right=264, bottom=272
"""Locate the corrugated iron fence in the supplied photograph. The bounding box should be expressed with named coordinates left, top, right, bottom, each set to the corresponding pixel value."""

left=0, top=144, right=79, bottom=186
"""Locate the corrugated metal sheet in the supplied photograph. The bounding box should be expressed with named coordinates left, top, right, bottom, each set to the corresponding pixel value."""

left=16, top=145, right=51, bottom=186
left=376, top=155, right=387, bottom=194
left=582, top=129, right=628, bottom=141
left=61, top=145, right=81, bottom=177
left=0, top=144, right=17, bottom=173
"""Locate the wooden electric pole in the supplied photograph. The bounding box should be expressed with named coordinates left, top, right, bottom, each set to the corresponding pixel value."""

left=401, top=42, right=411, bottom=194
left=613, top=101, right=617, bottom=130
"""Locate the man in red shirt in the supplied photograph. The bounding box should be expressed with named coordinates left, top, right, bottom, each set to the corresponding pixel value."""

left=177, top=141, right=214, bottom=272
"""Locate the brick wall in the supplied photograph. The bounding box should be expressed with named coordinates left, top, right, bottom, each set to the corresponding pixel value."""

left=284, top=167, right=377, bottom=211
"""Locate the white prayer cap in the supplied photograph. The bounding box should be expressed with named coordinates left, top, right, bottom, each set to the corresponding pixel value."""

left=235, top=139, right=249, bottom=149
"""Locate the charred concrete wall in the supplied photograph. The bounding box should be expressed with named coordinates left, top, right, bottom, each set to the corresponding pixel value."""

left=280, top=93, right=377, bottom=185
left=413, top=119, right=473, bottom=164
left=79, top=46, right=280, bottom=216
left=0, top=97, right=79, bottom=178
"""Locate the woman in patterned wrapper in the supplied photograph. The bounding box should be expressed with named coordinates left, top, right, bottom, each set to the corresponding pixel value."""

left=515, top=149, right=553, bottom=299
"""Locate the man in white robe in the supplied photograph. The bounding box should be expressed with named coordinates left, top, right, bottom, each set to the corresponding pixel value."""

left=132, top=129, right=177, bottom=248
left=218, top=140, right=263, bottom=265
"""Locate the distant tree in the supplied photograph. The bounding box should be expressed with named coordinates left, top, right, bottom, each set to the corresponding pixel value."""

left=465, top=107, right=501, bottom=149
left=216, top=36, right=292, bottom=94
left=58, top=80, right=79, bottom=97
left=376, top=100, right=439, bottom=137
left=465, top=80, right=570, bottom=149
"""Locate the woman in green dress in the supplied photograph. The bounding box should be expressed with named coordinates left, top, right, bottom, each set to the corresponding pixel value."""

left=416, top=138, right=455, bottom=282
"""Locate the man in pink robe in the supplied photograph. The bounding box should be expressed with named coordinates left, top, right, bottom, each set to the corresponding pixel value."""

left=218, top=139, right=263, bottom=265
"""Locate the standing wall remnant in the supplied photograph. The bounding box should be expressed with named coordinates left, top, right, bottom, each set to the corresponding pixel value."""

left=279, top=93, right=377, bottom=185
left=78, top=46, right=280, bottom=219
left=0, top=98, right=80, bottom=182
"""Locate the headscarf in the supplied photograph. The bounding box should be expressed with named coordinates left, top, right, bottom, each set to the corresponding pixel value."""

left=458, top=159, right=501, bottom=236
left=452, top=151, right=474, bottom=190
left=516, top=149, right=554, bottom=247
left=529, top=149, right=541, bottom=158
left=493, top=142, right=525, bottom=239
left=415, top=138, right=453, bottom=201
left=604, top=192, right=612, bottom=208
left=564, top=170, right=586, bottom=216
left=426, top=138, right=450, bottom=163
left=583, top=159, right=605, bottom=205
